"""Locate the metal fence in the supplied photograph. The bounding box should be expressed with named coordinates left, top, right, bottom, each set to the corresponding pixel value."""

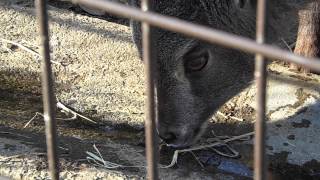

left=35, top=0, right=320, bottom=180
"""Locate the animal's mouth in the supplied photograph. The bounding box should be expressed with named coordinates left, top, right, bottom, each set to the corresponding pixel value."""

left=158, top=131, right=198, bottom=149
left=157, top=122, right=208, bottom=149
left=162, top=133, right=202, bottom=150
left=158, top=134, right=193, bottom=149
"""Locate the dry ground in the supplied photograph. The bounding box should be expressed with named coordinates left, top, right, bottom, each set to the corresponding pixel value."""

left=1, top=1, right=320, bottom=179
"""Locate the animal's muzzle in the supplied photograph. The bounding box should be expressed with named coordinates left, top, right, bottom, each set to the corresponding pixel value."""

left=159, top=126, right=201, bottom=149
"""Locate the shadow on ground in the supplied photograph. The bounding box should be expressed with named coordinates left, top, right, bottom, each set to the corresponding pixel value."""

left=0, top=1, right=132, bottom=43
left=1, top=80, right=320, bottom=179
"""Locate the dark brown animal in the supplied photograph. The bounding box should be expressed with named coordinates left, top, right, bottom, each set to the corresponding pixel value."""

left=130, top=0, right=318, bottom=148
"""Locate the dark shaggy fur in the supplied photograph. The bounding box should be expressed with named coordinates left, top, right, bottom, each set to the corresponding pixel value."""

left=129, top=0, right=315, bottom=147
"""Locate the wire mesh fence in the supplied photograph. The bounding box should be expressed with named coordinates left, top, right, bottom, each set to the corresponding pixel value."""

left=35, top=0, right=320, bottom=179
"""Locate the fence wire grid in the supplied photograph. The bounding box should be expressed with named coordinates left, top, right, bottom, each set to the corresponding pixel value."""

left=34, top=0, right=320, bottom=180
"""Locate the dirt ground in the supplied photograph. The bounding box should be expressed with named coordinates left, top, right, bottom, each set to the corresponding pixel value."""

left=1, top=1, right=320, bottom=180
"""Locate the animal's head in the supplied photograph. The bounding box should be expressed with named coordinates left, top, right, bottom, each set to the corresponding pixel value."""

left=131, top=0, right=256, bottom=148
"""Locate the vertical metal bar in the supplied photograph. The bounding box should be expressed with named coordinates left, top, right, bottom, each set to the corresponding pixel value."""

left=254, top=0, right=268, bottom=180
left=35, top=0, right=59, bottom=179
left=141, top=0, right=159, bottom=179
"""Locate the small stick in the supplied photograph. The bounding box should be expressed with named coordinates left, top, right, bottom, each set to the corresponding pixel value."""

left=229, top=116, right=244, bottom=122
left=86, top=144, right=146, bottom=169
left=86, top=132, right=254, bottom=170
left=216, top=111, right=244, bottom=122
left=162, top=132, right=254, bottom=168
left=0, top=38, right=61, bottom=65
left=216, top=111, right=228, bottom=119
left=57, top=102, right=97, bottom=124
left=189, top=151, right=205, bottom=168
left=23, top=102, right=97, bottom=128
left=0, top=38, right=41, bottom=58
left=181, top=132, right=254, bottom=152
left=23, top=112, right=43, bottom=129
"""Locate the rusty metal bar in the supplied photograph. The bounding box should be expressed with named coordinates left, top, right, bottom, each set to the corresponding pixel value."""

left=141, top=0, right=159, bottom=179
left=254, top=0, right=268, bottom=180
left=35, top=0, right=59, bottom=179
left=71, top=0, right=320, bottom=71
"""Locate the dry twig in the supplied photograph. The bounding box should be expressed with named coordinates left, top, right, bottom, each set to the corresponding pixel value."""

left=23, top=102, right=97, bottom=128
left=0, top=38, right=40, bottom=58
left=57, top=102, right=97, bottom=124
left=0, top=38, right=61, bottom=65
left=23, top=102, right=97, bottom=129
left=86, top=144, right=146, bottom=169
left=86, top=132, right=254, bottom=169
left=162, top=132, right=254, bottom=168
left=216, top=111, right=244, bottom=122
left=23, top=112, right=43, bottom=129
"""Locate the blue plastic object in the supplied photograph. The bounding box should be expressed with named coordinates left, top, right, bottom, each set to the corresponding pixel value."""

left=199, top=152, right=253, bottom=178
left=217, top=159, right=253, bottom=177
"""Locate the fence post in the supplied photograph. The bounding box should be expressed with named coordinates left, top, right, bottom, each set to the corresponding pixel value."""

left=35, top=0, right=60, bottom=179
left=254, top=0, right=268, bottom=180
left=141, top=0, right=159, bottom=179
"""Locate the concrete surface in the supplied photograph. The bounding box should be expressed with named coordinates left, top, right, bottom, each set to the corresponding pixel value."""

left=233, top=64, right=320, bottom=166
left=1, top=1, right=320, bottom=180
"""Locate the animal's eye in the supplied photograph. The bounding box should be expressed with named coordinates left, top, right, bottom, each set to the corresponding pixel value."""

left=185, top=52, right=209, bottom=72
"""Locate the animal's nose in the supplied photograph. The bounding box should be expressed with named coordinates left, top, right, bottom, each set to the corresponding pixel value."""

left=159, top=128, right=196, bottom=149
